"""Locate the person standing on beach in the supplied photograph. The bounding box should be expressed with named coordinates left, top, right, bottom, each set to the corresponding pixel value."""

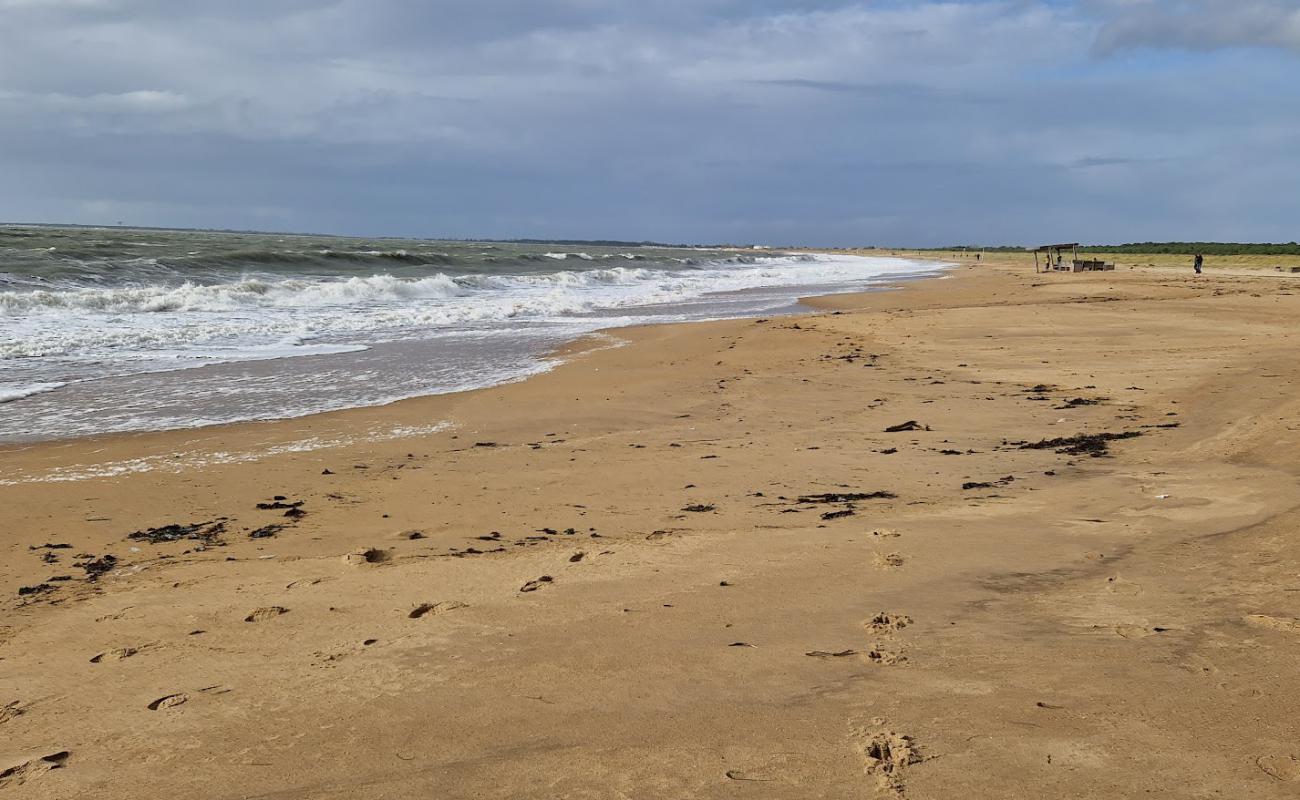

left=1194, top=253, right=1203, bottom=274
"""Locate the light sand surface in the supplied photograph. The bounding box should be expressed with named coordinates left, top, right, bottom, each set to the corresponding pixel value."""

left=3, top=260, right=1300, bottom=798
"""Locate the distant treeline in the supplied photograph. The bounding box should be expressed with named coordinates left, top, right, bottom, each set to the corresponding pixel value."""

left=930, top=242, right=1300, bottom=256
left=1082, top=242, right=1300, bottom=256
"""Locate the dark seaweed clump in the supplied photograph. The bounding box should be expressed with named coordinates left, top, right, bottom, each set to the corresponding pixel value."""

left=128, top=521, right=227, bottom=545
left=1019, top=431, right=1141, bottom=457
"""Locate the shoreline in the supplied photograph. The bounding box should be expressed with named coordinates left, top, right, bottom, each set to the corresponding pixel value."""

left=4, top=257, right=1300, bottom=798
left=0, top=259, right=951, bottom=465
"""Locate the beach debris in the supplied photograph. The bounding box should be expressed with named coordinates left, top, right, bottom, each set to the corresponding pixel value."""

left=798, top=491, right=896, bottom=504
left=806, top=649, right=859, bottom=658
left=283, top=507, right=307, bottom=520
left=77, top=554, right=118, bottom=581
left=255, top=499, right=302, bottom=510
left=449, top=546, right=503, bottom=557
left=962, top=475, right=1014, bottom=491
left=821, top=509, right=856, bottom=520
left=878, top=448, right=898, bottom=455
left=520, top=575, right=553, bottom=593
left=248, top=525, right=284, bottom=539
left=321, top=468, right=334, bottom=475
left=17, top=583, right=55, bottom=597
left=1019, top=431, right=1142, bottom=457
left=728, top=642, right=757, bottom=648
left=725, top=769, right=776, bottom=782
left=1057, top=397, right=1104, bottom=409
left=128, top=521, right=226, bottom=545
left=28, top=542, right=72, bottom=550
left=244, top=606, right=288, bottom=623
left=473, top=442, right=498, bottom=448
left=568, top=552, right=585, bottom=563
left=682, top=504, right=716, bottom=513
left=884, top=420, right=927, bottom=432
left=147, top=693, right=188, bottom=711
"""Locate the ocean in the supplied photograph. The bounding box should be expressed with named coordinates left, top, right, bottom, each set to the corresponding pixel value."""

left=0, top=226, right=941, bottom=442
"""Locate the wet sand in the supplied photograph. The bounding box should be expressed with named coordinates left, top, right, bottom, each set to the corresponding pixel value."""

left=3, top=258, right=1300, bottom=798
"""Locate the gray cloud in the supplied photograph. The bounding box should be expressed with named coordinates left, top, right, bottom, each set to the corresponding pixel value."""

left=0, top=1, right=1297, bottom=245
left=1091, top=0, right=1300, bottom=54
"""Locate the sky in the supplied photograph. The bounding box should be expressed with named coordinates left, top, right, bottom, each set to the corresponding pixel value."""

left=1, top=0, right=1297, bottom=246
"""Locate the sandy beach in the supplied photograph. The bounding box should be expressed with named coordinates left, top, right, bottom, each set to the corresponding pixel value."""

left=4, top=258, right=1300, bottom=798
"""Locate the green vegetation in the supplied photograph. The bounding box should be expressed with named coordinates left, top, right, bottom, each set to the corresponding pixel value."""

left=1082, top=242, right=1300, bottom=256
left=931, top=242, right=1300, bottom=256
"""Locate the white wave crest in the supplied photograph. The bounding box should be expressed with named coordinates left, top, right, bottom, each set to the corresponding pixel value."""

left=0, top=273, right=467, bottom=315
left=1, top=253, right=941, bottom=373
left=0, top=381, right=66, bottom=404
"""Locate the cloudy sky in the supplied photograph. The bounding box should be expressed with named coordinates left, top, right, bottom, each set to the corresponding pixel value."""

left=2, top=0, right=1297, bottom=246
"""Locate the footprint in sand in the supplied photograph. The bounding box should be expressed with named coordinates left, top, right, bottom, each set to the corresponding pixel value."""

left=722, top=753, right=806, bottom=785
left=520, top=576, right=553, bottom=593
left=1245, top=614, right=1300, bottom=633
left=1104, top=576, right=1143, bottom=596
left=850, top=724, right=923, bottom=796
left=244, top=606, right=288, bottom=623
left=345, top=548, right=392, bottom=566
left=90, top=645, right=150, bottom=663
left=1258, top=754, right=1300, bottom=782
left=0, top=751, right=70, bottom=788
left=408, top=601, right=469, bottom=619
left=865, top=647, right=907, bottom=666
left=94, top=606, right=139, bottom=623
left=147, top=693, right=188, bottom=711
left=873, top=553, right=905, bottom=569
left=0, top=702, right=26, bottom=725
left=1113, top=625, right=1169, bottom=640
left=867, top=613, right=912, bottom=634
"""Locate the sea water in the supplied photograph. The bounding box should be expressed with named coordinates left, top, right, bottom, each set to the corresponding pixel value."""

left=0, top=226, right=942, bottom=442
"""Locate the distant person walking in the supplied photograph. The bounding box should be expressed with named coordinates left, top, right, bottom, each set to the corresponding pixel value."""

left=1194, top=253, right=1203, bottom=274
